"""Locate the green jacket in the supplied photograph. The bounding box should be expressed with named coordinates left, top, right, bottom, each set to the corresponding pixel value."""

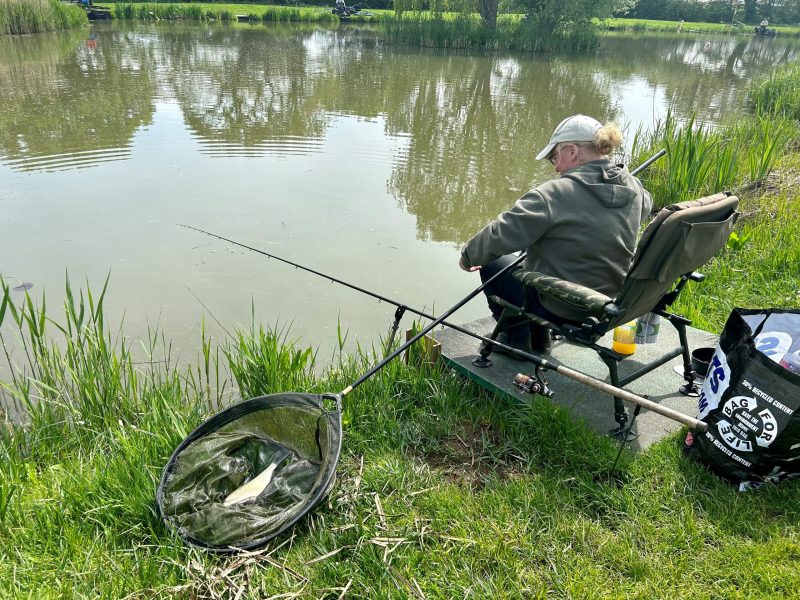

left=461, top=159, right=653, bottom=320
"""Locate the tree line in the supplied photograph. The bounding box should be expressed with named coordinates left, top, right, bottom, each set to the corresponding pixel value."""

left=389, top=0, right=796, bottom=29
left=625, top=0, right=799, bottom=25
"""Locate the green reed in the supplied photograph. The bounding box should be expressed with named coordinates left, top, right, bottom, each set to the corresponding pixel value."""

left=0, top=0, right=87, bottom=35
left=3, top=211, right=800, bottom=595
left=749, top=62, right=800, bottom=122
left=113, top=2, right=338, bottom=23
left=631, top=63, right=800, bottom=208
left=2, top=275, right=799, bottom=596
left=261, top=5, right=335, bottom=23
left=631, top=110, right=797, bottom=208
left=223, top=320, right=317, bottom=398
left=0, top=277, right=318, bottom=549
left=382, top=13, right=598, bottom=52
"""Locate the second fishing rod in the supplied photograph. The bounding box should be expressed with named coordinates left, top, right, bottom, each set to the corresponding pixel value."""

left=182, top=148, right=665, bottom=350
left=180, top=234, right=701, bottom=431
left=177, top=150, right=707, bottom=431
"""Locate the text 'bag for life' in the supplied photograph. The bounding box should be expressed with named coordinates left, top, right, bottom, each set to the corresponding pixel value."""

left=685, top=308, right=800, bottom=490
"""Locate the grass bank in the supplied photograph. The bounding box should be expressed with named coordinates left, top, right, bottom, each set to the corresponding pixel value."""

left=631, top=62, right=800, bottom=329
left=0, top=0, right=87, bottom=35
left=599, top=16, right=800, bottom=37
left=103, top=3, right=597, bottom=51
left=108, top=2, right=363, bottom=22
left=1, top=275, right=799, bottom=597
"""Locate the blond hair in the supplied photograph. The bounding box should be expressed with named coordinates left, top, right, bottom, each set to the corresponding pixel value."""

left=592, top=123, right=623, bottom=156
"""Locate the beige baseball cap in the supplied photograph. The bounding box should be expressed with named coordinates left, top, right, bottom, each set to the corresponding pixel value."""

left=535, top=114, right=603, bottom=161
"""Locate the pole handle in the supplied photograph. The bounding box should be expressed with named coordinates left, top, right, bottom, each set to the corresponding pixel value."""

left=554, top=363, right=707, bottom=432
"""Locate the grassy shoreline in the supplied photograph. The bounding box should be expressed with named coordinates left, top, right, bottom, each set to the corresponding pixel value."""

left=0, top=0, right=87, bottom=35
left=97, top=4, right=800, bottom=38
left=93, top=4, right=800, bottom=49
left=600, top=16, right=800, bottom=37
left=2, top=49, right=800, bottom=600
left=2, top=272, right=799, bottom=596
left=106, top=1, right=376, bottom=23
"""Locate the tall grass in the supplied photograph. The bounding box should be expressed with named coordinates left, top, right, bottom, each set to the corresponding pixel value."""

left=749, top=63, right=800, bottom=122
left=113, top=2, right=338, bottom=23
left=0, top=277, right=323, bottom=594
left=632, top=62, right=800, bottom=208
left=0, top=0, right=87, bottom=35
left=2, top=275, right=799, bottom=596
left=382, top=13, right=599, bottom=52
left=631, top=108, right=797, bottom=208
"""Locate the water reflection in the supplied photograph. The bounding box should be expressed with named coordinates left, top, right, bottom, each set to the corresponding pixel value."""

left=383, top=53, right=618, bottom=242
left=2, top=25, right=795, bottom=230
left=0, top=29, right=155, bottom=172
left=1, top=24, right=798, bottom=362
left=591, top=34, right=798, bottom=119
left=165, top=27, right=331, bottom=156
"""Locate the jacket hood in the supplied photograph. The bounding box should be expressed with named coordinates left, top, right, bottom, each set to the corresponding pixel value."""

left=562, top=160, right=640, bottom=208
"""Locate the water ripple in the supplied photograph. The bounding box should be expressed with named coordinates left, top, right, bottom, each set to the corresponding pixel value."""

left=1, top=146, right=132, bottom=173
left=192, top=135, right=325, bottom=158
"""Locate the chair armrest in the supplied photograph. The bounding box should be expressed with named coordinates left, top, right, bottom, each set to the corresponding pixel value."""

left=512, top=270, right=613, bottom=316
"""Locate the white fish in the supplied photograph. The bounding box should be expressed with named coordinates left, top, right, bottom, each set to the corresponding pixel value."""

left=223, top=452, right=289, bottom=507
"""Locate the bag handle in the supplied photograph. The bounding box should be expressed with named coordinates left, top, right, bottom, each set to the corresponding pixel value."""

left=749, top=309, right=774, bottom=339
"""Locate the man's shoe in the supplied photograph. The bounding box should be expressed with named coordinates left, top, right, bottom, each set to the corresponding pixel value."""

left=530, top=325, right=552, bottom=353
left=490, top=331, right=533, bottom=360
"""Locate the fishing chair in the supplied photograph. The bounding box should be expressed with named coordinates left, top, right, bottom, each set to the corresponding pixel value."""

left=474, top=191, right=740, bottom=437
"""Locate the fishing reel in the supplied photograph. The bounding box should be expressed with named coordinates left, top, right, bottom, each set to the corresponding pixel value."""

left=512, top=368, right=553, bottom=398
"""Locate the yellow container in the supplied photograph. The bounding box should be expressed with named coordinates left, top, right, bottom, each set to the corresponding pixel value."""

left=612, top=321, right=637, bottom=355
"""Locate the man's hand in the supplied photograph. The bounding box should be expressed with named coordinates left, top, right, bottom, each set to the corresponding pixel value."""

left=459, top=256, right=481, bottom=272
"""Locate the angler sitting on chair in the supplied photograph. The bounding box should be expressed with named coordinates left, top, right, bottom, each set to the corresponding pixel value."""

left=459, top=114, right=653, bottom=356
left=460, top=115, right=740, bottom=439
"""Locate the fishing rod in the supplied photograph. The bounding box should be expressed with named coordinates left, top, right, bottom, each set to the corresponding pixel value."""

left=632, top=148, right=666, bottom=175
left=179, top=148, right=665, bottom=348
left=178, top=149, right=701, bottom=428
left=181, top=222, right=702, bottom=430
left=179, top=222, right=439, bottom=345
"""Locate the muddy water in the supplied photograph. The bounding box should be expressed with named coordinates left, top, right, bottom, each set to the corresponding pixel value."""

left=1, top=23, right=797, bottom=374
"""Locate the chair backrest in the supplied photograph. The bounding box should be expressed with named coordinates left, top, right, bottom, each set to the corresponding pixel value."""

left=609, top=191, right=740, bottom=328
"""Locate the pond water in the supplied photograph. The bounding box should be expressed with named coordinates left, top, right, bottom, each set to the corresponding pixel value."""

left=1, top=22, right=798, bottom=367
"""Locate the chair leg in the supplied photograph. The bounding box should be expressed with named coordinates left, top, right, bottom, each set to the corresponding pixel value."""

left=674, top=319, right=700, bottom=397
left=599, top=352, right=637, bottom=441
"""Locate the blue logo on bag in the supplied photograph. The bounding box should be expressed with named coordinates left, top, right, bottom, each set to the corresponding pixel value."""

left=709, top=354, right=726, bottom=394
